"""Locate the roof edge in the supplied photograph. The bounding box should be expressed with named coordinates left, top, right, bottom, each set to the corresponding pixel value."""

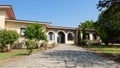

left=0, top=4, right=16, bottom=19
left=5, top=19, right=51, bottom=25
left=47, top=25, right=77, bottom=30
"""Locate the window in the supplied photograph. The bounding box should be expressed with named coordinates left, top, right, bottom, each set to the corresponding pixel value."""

left=20, top=28, right=25, bottom=36
left=48, top=32, right=55, bottom=41
left=68, top=33, right=73, bottom=41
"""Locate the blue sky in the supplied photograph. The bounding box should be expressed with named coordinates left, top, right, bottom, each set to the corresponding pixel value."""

left=0, top=0, right=101, bottom=27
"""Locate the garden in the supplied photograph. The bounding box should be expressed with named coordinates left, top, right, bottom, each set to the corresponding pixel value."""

left=0, top=24, right=56, bottom=66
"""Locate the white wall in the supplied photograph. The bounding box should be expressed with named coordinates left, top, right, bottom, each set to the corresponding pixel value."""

left=0, top=10, right=9, bottom=29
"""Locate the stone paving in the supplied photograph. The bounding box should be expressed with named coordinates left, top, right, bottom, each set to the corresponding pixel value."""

left=1, top=44, right=120, bottom=68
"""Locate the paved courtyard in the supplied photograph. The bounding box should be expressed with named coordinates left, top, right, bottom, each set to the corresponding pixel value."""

left=1, top=44, right=120, bottom=68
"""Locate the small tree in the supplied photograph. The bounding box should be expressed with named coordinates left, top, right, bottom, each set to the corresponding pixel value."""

left=77, top=28, right=82, bottom=46
left=0, top=30, right=19, bottom=52
left=79, top=20, right=96, bottom=46
left=82, top=28, right=87, bottom=46
left=25, top=24, right=47, bottom=40
left=79, top=20, right=95, bottom=29
left=24, top=23, right=47, bottom=54
left=25, top=39, right=37, bottom=54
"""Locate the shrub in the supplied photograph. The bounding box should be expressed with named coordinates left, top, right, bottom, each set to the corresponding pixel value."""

left=77, top=28, right=82, bottom=46
left=82, top=28, right=87, bottom=46
left=25, top=39, right=38, bottom=55
left=0, top=29, right=19, bottom=52
left=24, top=23, right=47, bottom=41
left=24, top=23, right=47, bottom=54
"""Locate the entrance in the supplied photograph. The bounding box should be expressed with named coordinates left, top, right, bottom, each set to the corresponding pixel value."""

left=57, top=31, right=65, bottom=43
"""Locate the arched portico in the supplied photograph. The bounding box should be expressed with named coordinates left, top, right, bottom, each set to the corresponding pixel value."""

left=56, top=30, right=67, bottom=44
left=47, top=30, right=56, bottom=37
left=46, top=30, right=56, bottom=44
left=46, top=29, right=76, bottom=44
left=67, top=32, right=74, bottom=40
left=67, top=32, right=75, bottom=44
left=57, top=31, right=65, bottom=43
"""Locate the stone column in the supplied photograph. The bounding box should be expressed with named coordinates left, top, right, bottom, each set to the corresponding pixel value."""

left=89, top=33, right=93, bottom=40
left=55, top=33, right=57, bottom=44
left=81, top=32, right=83, bottom=40
left=65, top=33, right=67, bottom=44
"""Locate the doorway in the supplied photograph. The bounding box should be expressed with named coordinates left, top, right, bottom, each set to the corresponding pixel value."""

left=57, top=31, right=65, bottom=43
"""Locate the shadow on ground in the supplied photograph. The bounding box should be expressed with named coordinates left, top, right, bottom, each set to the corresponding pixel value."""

left=41, top=50, right=116, bottom=66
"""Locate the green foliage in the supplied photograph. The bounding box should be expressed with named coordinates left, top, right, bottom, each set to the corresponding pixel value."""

left=24, top=23, right=47, bottom=54
left=97, top=0, right=120, bottom=10
left=79, top=20, right=95, bottom=29
left=0, top=30, right=19, bottom=51
left=77, top=28, right=81, bottom=46
left=25, top=39, right=38, bottom=55
left=78, top=20, right=96, bottom=46
left=82, top=28, right=86, bottom=40
left=97, top=3, right=120, bottom=44
left=24, top=23, right=47, bottom=41
left=82, top=28, right=87, bottom=45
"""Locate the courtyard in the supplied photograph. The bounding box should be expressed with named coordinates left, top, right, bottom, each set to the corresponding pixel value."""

left=1, top=44, right=120, bottom=68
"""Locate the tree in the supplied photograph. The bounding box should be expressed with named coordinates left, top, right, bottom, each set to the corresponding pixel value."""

left=77, top=28, right=81, bottom=46
left=97, top=0, right=120, bottom=10
left=79, top=20, right=95, bottom=29
left=25, top=39, right=38, bottom=54
left=0, top=30, right=19, bottom=51
left=24, top=23, right=47, bottom=54
left=82, top=28, right=87, bottom=45
left=25, top=23, right=47, bottom=41
left=96, top=3, right=120, bottom=44
left=78, top=20, right=96, bottom=46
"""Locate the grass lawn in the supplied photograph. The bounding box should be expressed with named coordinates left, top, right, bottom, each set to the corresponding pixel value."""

left=83, top=45, right=120, bottom=63
left=0, top=48, right=44, bottom=61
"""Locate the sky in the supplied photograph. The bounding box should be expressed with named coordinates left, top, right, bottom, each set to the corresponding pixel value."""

left=0, top=0, right=101, bottom=27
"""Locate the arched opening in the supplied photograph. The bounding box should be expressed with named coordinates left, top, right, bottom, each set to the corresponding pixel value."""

left=48, top=32, right=55, bottom=41
left=85, top=33, right=90, bottom=40
left=57, top=31, right=65, bottom=43
left=68, top=33, right=73, bottom=41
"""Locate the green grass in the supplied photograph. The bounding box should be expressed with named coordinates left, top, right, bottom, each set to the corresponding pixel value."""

left=89, top=45, right=120, bottom=54
left=83, top=45, right=120, bottom=63
left=0, top=48, right=43, bottom=61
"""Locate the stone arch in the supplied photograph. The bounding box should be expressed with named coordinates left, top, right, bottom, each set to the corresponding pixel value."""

left=67, top=32, right=74, bottom=37
left=47, top=30, right=56, bottom=35
left=57, top=30, right=66, bottom=43
left=56, top=30, right=66, bottom=35
left=47, top=30, right=56, bottom=41
left=67, top=32, right=74, bottom=41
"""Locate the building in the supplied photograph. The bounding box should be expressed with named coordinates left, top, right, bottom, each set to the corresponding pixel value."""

left=0, top=5, right=100, bottom=45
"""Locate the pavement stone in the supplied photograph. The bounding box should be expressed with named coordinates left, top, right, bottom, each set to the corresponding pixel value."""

left=1, top=44, right=120, bottom=68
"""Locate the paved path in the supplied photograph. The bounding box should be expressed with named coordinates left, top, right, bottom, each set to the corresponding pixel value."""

left=1, top=44, right=120, bottom=68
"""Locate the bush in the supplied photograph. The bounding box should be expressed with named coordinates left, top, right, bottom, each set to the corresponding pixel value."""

left=24, top=23, right=47, bottom=54
left=25, top=39, right=38, bottom=55
left=0, top=29, right=19, bottom=52
left=24, top=23, right=47, bottom=41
